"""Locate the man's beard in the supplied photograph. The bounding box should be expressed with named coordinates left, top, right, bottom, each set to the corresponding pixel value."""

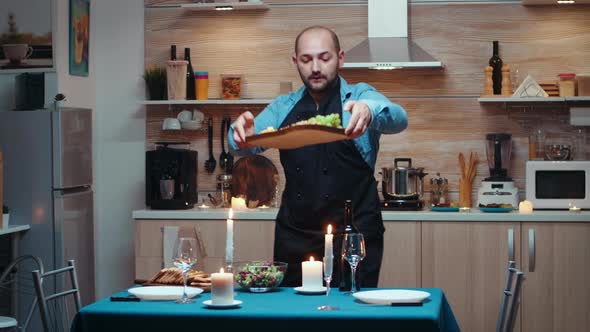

left=298, top=69, right=338, bottom=94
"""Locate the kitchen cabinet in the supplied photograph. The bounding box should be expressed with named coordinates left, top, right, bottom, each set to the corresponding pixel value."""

left=143, top=99, right=273, bottom=106
left=378, top=221, right=421, bottom=288
left=135, top=219, right=274, bottom=280
left=521, top=222, right=590, bottom=332
left=421, top=221, right=521, bottom=332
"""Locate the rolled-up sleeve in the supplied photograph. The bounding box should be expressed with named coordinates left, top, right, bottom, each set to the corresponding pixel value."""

left=227, top=97, right=286, bottom=156
left=356, top=85, right=407, bottom=134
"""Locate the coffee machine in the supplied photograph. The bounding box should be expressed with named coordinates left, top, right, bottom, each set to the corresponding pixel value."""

left=477, top=133, right=519, bottom=208
left=146, top=142, right=197, bottom=209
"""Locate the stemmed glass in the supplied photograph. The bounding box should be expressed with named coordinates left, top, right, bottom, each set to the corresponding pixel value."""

left=342, top=233, right=366, bottom=295
left=317, top=256, right=339, bottom=311
left=173, top=237, right=198, bottom=304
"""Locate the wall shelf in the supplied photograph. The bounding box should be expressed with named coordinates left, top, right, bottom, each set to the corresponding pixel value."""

left=146, top=1, right=268, bottom=11
left=143, top=99, right=273, bottom=105
left=478, top=96, right=590, bottom=103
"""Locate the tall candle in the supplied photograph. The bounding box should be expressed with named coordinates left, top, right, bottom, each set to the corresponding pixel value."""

left=226, top=209, right=234, bottom=269
left=324, top=225, right=333, bottom=276
left=211, top=268, right=234, bottom=305
left=301, top=256, right=323, bottom=290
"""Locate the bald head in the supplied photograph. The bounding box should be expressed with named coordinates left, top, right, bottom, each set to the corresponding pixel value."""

left=294, top=26, right=341, bottom=55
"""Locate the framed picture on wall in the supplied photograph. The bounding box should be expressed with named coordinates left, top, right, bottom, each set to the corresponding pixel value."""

left=0, top=0, right=54, bottom=71
left=69, top=0, right=89, bottom=76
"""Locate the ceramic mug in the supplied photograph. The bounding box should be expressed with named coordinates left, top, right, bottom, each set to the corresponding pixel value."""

left=162, top=117, right=181, bottom=130
left=2, top=44, right=33, bottom=63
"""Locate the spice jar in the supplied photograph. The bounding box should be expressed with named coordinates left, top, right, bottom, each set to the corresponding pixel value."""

left=195, top=71, right=209, bottom=100
left=558, top=73, right=576, bottom=97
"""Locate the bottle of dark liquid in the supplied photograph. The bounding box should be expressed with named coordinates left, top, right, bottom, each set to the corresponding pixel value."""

left=184, top=48, right=196, bottom=100
left=339, top=200, right=360, bottom=292
left=489, top=40, right=503, bottom=95
left=170, top=45, right=177, bottom=60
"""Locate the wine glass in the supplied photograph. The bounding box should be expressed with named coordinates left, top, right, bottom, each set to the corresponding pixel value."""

left=173, top=237, right=198, bottom=304
left=342, top=233, right=366, bottom=295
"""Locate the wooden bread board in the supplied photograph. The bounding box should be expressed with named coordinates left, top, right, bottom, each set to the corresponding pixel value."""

left=247, top=124, right=349, bottom=150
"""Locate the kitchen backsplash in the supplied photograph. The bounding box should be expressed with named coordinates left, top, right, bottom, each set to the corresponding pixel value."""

left=144, top=2, right=590, bottom=203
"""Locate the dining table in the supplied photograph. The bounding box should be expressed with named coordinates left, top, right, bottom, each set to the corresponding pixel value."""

left=71, top=287, right=460, bottom=332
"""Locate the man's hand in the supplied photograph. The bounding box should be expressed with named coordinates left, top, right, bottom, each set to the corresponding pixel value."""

left=343, top=100, right=372, bottom=139
left=232, top=111, right=255, bottom=149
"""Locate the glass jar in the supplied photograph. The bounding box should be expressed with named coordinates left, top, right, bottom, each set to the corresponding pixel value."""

left=429, top=173, right=449, bottom=206
left=558, top=73, right=576, bottom=97
left=221, top=74, right=242, bottom=99
left=528, top=128, right=545, bottom=161
left=216, top=174, right=233, bottom=207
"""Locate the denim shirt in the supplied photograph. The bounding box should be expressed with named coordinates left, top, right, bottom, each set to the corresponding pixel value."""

left=227, top=77, right=408, bottom=170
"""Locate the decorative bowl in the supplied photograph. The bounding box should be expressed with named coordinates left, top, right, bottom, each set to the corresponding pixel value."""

left=234, top=261, right=287, bottom=293
left=545, top=144, right=571, bottom=161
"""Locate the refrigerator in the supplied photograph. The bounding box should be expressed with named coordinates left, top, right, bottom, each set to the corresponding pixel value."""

left=0, top=107, right=95, bottom=307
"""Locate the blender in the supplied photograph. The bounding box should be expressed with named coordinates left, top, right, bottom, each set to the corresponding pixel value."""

left=477, top=133, right=519, bottom=208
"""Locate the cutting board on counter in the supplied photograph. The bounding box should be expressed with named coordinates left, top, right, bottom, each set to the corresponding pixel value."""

left=247, top=125, right=349, bottom=150
left=231, top=155, right=278, bottom=208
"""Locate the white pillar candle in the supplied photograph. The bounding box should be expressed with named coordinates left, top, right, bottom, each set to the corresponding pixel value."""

left=519, top=200, right=533, bottom=214
left=211, top=268, right=234, bottom=305
left=301, top=256, right=323, bottom=290
left=225, top=209, right=234, bottom=269
left=323, top=225, right=333, bottom=277
left=231, top=197, right=247, bottom=210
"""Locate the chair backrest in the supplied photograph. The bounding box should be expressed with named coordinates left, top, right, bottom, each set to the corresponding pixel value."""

left=0, top=255, right=44, bottom=332
left=32, top=260, right=82, bottom=332
left=496, top=261, right=525, bottom=332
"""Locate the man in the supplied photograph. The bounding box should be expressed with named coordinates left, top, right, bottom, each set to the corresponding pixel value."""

left=228, top=26, right=407, bottom=287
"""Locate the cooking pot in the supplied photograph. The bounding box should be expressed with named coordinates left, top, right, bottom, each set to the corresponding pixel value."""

left=381, top=158, right=428, bottom=200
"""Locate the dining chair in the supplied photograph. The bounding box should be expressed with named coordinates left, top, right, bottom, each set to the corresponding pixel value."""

left=0, top=255, right=44, bottom=332
left=496, top=260, right=525, bottom=332
left=32, top=260, right=82, bottom=332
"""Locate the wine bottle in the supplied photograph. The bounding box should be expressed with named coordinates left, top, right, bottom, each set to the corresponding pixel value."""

left=185, top=48, right=196, bottom=100
left=489, top=41, right=503, bottom=95
left=170, top=45, right=177, bottom=61
left=339, top=200, right=360, bottom=292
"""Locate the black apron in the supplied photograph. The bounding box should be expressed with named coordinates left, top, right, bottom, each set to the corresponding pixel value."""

left=274, top=82, right=384, bottom=288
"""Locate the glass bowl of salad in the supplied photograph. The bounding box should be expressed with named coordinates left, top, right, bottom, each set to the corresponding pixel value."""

left=234, top=261, right=287, bottom=293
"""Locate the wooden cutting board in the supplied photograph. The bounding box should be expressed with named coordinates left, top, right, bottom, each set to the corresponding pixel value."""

left=247, top=124, right=349, bottom=150
left=231, top=155, right=278, bottom=208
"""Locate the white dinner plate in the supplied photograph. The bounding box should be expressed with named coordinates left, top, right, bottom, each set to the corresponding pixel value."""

left=203, top=299, right=242, bottom=308
left=128, top=286, right=203, bottom=301
left=352, top=289, right=430, bottom=305
left=294, top=286, right=327, bottom=295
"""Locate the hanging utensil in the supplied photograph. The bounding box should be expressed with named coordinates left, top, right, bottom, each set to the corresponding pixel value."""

left=225, top=116, right=234, bottom=174
left=205, top=117, right=216, bottom=173
left=219, top=117, right=228, bottom=170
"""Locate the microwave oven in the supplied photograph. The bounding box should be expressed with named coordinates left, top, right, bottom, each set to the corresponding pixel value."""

left=526, top=161, right=590, bottom=209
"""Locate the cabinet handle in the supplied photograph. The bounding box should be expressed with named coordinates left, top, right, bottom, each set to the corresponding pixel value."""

left=508, top=228, right=514, bottom=262
left=528, top=228, right=535, bottom=272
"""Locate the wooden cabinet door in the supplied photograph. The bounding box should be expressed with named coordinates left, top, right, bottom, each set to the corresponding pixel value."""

left=378, top=221, right=421, bottom=288
left=521, top=222, right=590, bottom=332
left=135, top=219, right=275, bottom=279
left=422, top=221, right=521, bottom=332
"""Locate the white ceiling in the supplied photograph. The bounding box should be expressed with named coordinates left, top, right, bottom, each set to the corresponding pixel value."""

left=522, top=0, right=590, bottom=5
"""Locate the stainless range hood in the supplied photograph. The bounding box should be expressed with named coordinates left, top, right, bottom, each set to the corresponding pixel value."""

left=343, top=0, right=442, bottom=69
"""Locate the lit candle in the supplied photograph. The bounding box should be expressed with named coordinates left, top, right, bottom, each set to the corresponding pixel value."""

left=231, top=197, right=247, bottom=210
left=301, top=256, right=323, bottom=290
left=324, top=225, right=333, bottom=276
left=519, top=200, right=534, bottom=214
left=226, top=209, right=234, bottom=270
left=211, top=268, right=234, bottom=305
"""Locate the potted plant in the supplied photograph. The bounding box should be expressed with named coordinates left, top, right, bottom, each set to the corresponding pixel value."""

left=143, top=66, right=167, bottom=100
left=1, top=13, right=33, bottom=64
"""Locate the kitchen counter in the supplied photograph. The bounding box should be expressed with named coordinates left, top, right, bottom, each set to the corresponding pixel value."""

left=132, top=208, right=590, bottom=222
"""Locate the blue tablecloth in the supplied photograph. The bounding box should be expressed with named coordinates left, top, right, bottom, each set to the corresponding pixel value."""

left=71, top=287, right=460, bottom=332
